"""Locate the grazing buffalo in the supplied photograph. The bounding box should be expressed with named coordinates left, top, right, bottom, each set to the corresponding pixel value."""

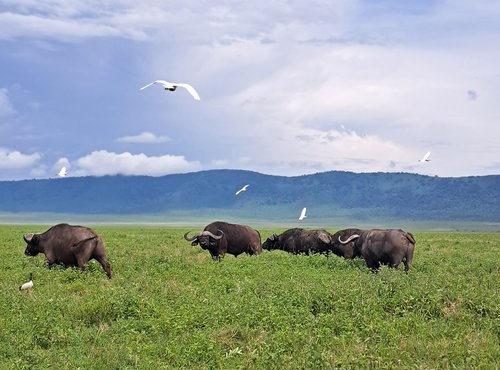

left=263, top=228, right=333, bottom=255
left=332, top=228, right=416, bottom=272
left=184, top=221, right=262, bottom=261
left=23, top=223, right=112, bottom=278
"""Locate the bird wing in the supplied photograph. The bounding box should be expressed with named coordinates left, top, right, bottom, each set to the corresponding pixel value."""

left=20, top=281, right=33, bottom=290
left=140, top=81, right=156, bottom=90
left=173, top=83, right=201, bottom=100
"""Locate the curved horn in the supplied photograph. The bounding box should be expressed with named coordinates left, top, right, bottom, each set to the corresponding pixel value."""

left=338, top=234, right=360, bottom=244
left=183, top=231, right=200, bottom=241
left=202, top=230, right=224, bottom=240
left=269, top=233, right=278, bottom=241
left=23, top=233, right=34, bottom=243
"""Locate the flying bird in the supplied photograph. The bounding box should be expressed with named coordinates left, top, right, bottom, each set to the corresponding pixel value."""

left=140, top=80, right=200, bottom=101
left=19, top=273, right=33, bottom=291
left=419, top=151, right=431, bottom=162
left=298, top=207, right=307, bottom=221
left=57, top=166, right=67, bottom=177
left=235, top=184, right=249, bottom=196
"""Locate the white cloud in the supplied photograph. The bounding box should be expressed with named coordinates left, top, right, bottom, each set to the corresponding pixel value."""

left=74, top=150, right=201, bottom=176
left=0, top=147, right=41, bottom=169
left=117, top=131, right=169, bottom=144
left=235, top=127, right=420, bottom=176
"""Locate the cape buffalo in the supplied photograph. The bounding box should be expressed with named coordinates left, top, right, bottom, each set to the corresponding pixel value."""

left=263, top=228, right=333, bottom=255
left=23, top=223, right=112, bottom=278
left=333, top=228, right=416, bottom=272
left=184, top=221, right=262, bottom=261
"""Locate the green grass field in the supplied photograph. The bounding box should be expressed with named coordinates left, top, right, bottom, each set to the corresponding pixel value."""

left=1, top=225, right=499, bottom=369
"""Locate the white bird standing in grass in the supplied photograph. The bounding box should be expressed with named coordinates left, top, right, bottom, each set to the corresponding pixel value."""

left=140, top=80, right=201, bottom=101
left=58, top=166, right=67, bottom=177
left=419, top=151, right=431, bottom=162
left=235, top=184, right=249, bottom=195
left=298, top=207, right=307, bottom=221
left=19, top=273, right=33, bottom=291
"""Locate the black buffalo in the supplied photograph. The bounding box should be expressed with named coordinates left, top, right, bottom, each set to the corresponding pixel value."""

left=331, top=228, right=416, bottom=271
left=183, top=221, right=262, bottom=261
left=23, top=223, right=112, bottom=278
left=263, top=228, right=333, bottom=255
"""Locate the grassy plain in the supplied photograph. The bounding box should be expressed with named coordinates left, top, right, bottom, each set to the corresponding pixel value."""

left=0, top=225, right=499, bottom=369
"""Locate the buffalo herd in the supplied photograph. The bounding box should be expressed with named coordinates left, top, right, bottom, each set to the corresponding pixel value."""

left=184, top=221, right=415, bottom=272
left=22, top=221, right=416, bottom=277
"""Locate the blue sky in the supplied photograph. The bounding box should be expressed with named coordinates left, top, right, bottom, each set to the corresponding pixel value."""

left=1, top=0, right=499, bottom=180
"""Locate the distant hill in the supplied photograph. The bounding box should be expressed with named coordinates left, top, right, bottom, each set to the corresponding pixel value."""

left=0, top=170, right=499, bottom=224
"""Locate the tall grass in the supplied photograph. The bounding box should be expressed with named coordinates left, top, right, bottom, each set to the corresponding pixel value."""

left=1, top=225, right=498, bottom=369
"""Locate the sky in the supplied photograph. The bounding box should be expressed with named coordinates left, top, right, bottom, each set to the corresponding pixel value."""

left=1, top=0, right=499, bottom=180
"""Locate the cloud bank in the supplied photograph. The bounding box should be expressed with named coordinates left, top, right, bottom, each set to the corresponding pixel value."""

left=74, top=150, right=201, bottom=177
left=0, top=147, right=41, bottom=169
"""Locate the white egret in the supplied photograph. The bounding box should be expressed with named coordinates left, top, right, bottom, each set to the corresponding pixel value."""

left=19, top=273, right=33, bottom=291
left=140, top=80, right=200, bottom=101
left=235, top=184, right=249, bottom=195
left=419, top=151, right=431, bottom=162
left=58, top=166, right=67, bottom=177
left=298, top=207, right=307, bottom=221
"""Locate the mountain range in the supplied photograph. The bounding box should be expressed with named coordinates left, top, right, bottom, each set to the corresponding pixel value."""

left=0, top=170, right=499, bottom=226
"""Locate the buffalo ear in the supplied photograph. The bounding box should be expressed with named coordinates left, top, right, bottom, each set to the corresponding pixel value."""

left=191, top=241, right=199, bottom=246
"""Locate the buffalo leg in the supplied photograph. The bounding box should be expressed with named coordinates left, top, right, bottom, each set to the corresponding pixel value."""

left=364, top=257, right=380, bottom=272
left=404, top=245, right=415, bottom=272
left=95, top=255, right=112, bottom=279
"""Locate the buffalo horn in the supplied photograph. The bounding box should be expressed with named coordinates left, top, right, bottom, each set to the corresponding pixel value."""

left=319, top=232, right=331, bottom=244
left=201, top=230, right=224, bottom=240
left=338, top=234, right=360, bottom=244
left=183, top=231, right=201, bottom=241
left=23, top=233, right=34, bottom=243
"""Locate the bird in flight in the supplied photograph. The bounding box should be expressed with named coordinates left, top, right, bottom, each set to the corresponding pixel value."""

left=419, top=151, right=431, bottom=162
left=58, top=166, right=67, bottom=177
left=140, top=80, right=200, bottom=101
left=298, top=207, right=307, bottom=221
left=235, top=184, right=250, bottom=196
left=19, top=273, right=33, bottom=291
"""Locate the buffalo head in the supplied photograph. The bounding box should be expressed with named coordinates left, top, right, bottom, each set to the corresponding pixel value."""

left=184, top=230, right=224, bottom=250
left=262, top=233, right=279, bottom=251
left=23, top=233, right=42, bottom=256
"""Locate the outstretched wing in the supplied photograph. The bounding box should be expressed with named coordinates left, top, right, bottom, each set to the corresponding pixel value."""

left=140, top=81, right=156, bottom=90
left=174, top=83, right=201, bottom=100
